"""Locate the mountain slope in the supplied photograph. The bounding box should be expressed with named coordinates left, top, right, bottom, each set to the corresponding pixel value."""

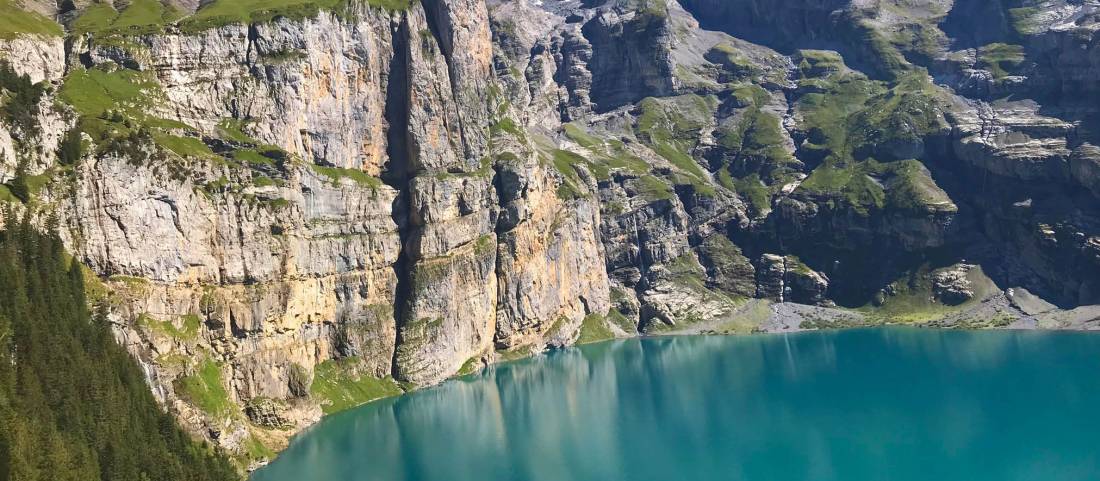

left=0, top=212, right=237, bottom=481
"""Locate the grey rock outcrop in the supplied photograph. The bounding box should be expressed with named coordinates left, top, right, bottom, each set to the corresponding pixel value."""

left=932, top=264, right=975, bottom=305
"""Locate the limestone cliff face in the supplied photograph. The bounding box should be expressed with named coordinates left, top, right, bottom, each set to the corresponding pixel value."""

left=0, top=0, right=610, bottom=467
left=0, top=35, right=64, bottom=83
left=110, top=12, right=397, bottom=173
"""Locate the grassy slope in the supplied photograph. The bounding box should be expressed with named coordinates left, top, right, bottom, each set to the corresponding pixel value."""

left=0, top=0, right=62, bottom=39
left=310, top=358, right=404, bottom=414
left=180, top=0, right=412, bottom=32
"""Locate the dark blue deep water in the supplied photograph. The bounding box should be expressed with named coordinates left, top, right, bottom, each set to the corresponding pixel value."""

left=252, top=328, right=1100, bottom=481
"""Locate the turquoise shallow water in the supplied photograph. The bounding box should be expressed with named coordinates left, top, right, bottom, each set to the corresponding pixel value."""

left=252, top=328, right=1100, bottom=481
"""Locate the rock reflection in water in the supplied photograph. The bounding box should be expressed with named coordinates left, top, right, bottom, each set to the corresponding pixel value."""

left=253, top=328, right=1100, bottom=481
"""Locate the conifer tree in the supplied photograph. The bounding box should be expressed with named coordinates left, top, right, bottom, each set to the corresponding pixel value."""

left=0, top=219, right=238, bottom=481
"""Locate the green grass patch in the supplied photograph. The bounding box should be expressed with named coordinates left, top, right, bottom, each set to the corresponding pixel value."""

left=23, top=171, right=51, bottom=197
left=234, top=148, right=275, bottom=166
left=705, top=42, right=755, bottom=77
left=0, top=185, right=16, bottom=203
left=855, top=264, right=990, bottom=324
left=258, top=49, right=308, bottom=64
left=138, top=312, right=202, bottom=340
left=710, top=299, right=774, bottom=334
left=310, top=357, right=403, bottom=414
left=1008, top=7, right=1042, bottom=35
left=883, top=160, right=955, bottom=213
left=175, top=359, right=233, bottom=417
left=577, top=313, right=615, bottom=345
left=216, top=118, right=256, bottom=143
left=455, top=356, right=482, bottom=377
left=798, top=163, right=885, bottom=215
left=252, top=175, right=279, bottom=188
left=563, top=122, right=601, bottom=149
left=853, top=19, right=910, bottom=79
left=179, top=0, right=412, bottom=33
left=73, top=0, right=184, bottom=36
left=667, top=253, right=709, bottom=293
left=497, top=344, right=536, bottom=363
left=716, top=99, right=799, bottom=187
left=0, top=0, right=63, bottom=39
left=793, top=65, right=950, bottom=215
left=108, top=274, right=149, bottom=288
left=605, top=307, right=635, bottom=333
left=562, top=124, right=650, bottom=181
left=311, top=164, right=383, bottom=189
left=59, top=66, right=228, bottom=166
left=112, top=0, right=183, bottom=34
left=795, top=72, right=883, bottom=163
left=797, top=50, right=844, bottom=77
left=152, top=131, right=217, bottom=160
left=635, top=95, right=721, bottom=197
left=635, top=95, right=715, bottom=144
left=724, top=172, right=771, bottom=215
left=799, top=158, right=953, bottom=215
left=60, top=67, right=161, bottom=118
left=547, top=149, right=589, bottom=200
left=976, top=43, right=1025, bottom=79
left=847, top=72, right=944, bottom=159
left=635, top=174, right=674, bottom=201
left=242, top=434, right=275, bottom=461
left=490, top=117, right=522, bottom=137
left=73, top=2, right=118, bottom=34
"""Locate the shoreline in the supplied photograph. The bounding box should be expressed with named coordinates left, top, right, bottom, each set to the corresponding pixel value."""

left=249, top=300, right=1100, bottom=476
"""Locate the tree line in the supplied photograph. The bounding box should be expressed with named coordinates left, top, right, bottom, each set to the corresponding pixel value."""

left=0, top=208, right=238, bottom=481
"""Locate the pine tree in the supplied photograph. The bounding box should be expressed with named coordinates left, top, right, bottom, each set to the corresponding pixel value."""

left=0, top=221, right=239, bottom=481
left=6, top=161, right=30, bottom=204
left=57, top=129, right=83, bottom=166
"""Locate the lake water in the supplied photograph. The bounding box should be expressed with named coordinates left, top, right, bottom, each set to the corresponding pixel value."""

left=251, top=328, right=1100, bottom=481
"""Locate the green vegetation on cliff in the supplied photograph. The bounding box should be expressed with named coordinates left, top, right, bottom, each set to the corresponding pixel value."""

left=0, top=213, right=237, bottom=481
left=635, top=94, right=718, bottom=197
left=977, top=43, right=1025, bottom=79
left=310, top=357, right=403, bottom=414
left=713, top=84, right=800, bottom=213
left=0, top=61, right=46, bottom=138
left=70, top=0, right=413, bottom=36
left=792, top=59, right=950, bottom=215
left=0, top=0, right=62, bottom=39
left=73, top=0, right=184, bottom=36
left=58, top=66, right=217, bottom=164
left=175, top=360, right=234, bottom=417
left=179, top=0, right=413, bottom=32
left=577, top=313, right=615, bottom=345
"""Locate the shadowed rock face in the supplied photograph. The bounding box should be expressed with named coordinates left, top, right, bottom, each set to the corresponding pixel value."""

left=582, top=7, right=676, bottom=111
left=940, top=0, right=1013, bottom=48
left=1, top=0, right=1099, bottom=468
left=677, top=0, right=850, bottom=52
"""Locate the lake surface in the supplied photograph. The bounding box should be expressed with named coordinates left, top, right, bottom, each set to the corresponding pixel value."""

left=252, top=328, right=1100, bottom=481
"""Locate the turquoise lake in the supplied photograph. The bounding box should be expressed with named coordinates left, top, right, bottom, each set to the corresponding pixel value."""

left=251, top=328, right=1100, bottom=481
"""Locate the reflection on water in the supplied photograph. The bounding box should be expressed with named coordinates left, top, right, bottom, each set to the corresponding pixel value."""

left=252, top=328, right=1100, bottom=481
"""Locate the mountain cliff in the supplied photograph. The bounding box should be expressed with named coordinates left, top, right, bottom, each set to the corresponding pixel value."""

left=1, top=0, right=1098, bottom=471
